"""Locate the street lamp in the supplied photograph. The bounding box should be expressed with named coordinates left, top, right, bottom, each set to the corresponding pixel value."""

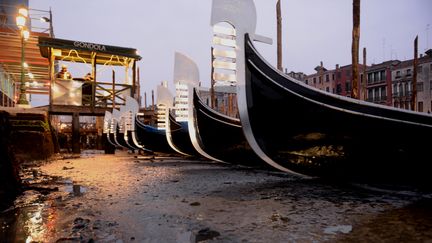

left=16, top=6, right=29, bottom=105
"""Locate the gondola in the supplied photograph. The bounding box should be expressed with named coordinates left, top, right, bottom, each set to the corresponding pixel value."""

left=165, top=108, right=199, bottom=157
left=103, top=111, right=118, bottom=148
left=190, top=87, right=272, bottom=169
left=164, top=52, right=201, bottom=157
left=118, top=105, right=138, bottom=151
left=109, top=109, right=127, bottom=149
left=124, top=96, right=151, bottom=152
left=241, top=33, right=432, bottom=180
left=135, top=118, right=174, bottom=154
left=134, top=85, right=176, bottom=154
left=208, top=0, right=432, bottom=181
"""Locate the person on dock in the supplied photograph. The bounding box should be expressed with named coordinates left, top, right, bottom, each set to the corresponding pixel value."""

left=84, top=72, right=94, bottom=81
left=56, top=64, right=73, bottom=80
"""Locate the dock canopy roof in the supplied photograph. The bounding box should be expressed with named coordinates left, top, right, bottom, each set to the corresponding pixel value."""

left=38, top=36, right=142, bottom=65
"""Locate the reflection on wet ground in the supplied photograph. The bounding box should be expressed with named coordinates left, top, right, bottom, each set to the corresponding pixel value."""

left=1, top=151, right=432, bottom=242
left=0, top=160, right=87, bottom=243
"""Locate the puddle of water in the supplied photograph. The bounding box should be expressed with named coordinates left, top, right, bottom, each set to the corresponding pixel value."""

left=324, top=225, right=353, bottom=235
left=0, top=176, right=73, bottom=243
left=0, top=203, right=58, bottom=243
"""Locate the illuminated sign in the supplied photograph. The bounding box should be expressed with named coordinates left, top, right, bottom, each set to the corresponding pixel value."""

left=73, top=41, right=107, bottom=51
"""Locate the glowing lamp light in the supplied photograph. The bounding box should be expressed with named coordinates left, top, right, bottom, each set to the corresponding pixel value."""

left=16, top=15, right=26, bottom=28
left=22, top=29, right=30, bottom=40
left=28, top=73, right=34, bottom=79
left=18, top=8, right=29, bottom=17
left=23, top=62, right=28, bottom=68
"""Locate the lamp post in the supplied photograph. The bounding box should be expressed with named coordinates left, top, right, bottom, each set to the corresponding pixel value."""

left=16, top=6, right=29, bottom=105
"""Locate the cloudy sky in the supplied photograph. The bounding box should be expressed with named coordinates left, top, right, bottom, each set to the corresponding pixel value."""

left=29, top=0, right=431, bottom=106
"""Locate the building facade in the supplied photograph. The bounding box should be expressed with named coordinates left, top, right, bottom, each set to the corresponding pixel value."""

left=302, top=63, right=366, bottom=100
left=365, top=60, right=399, bottom=106
left=304, top=66, right=336, bottom=94
left=392, top=49, right=432, bottom=113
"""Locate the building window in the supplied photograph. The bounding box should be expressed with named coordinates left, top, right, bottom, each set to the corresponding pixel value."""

left=380, top=70, right=386, bottom=81
left=396, top=70, right=401, bottom=78
left=345, top=80, right=351, bottom=92
left=336, top=84, right=342, bottom=94
left=418, top=101, right=423, bottom=112
left=313, top=77, right=316, bottom=84
left=326, top=74, right=329, bottom=82
left=418, top=65, right=422, bottom=73
left=381, top=86, right=387, bottom=100
left=368, top=73, right=373, bottom=83
left=332, top=74, right=335, bottom=80
left=319, top=76, right=322, bottom=83
left=417, top=82, right=424, bottom=92
left=407, top=69, right=412, bottom=76
left=305, top=79, right=308, bottom=85
left=326, top=87, right=329, bottom=92
left=374, top=72, right=379, bottom=82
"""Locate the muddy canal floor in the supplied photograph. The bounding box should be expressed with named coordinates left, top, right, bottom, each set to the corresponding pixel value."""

left=1, top=150, right=432, bottom=242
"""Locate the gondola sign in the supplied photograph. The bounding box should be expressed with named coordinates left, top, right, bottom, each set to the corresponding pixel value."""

left=73, top=41, right=107, bottom=52
left=38, top=36, right=142, bottom=60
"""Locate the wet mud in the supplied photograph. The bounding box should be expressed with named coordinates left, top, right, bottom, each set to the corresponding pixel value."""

left=1, top=150, right=432, bottom=242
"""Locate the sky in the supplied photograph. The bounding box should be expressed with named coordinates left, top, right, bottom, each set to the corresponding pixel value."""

left=28, top=0, right=432, bottom=106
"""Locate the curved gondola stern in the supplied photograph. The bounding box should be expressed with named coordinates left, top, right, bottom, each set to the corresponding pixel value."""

left=165, top=107, right=191, bottom=156
left=211, top=0, right=308, bottom=177
left=187, top=86, right=223, bottom=162
left=104, top=111, right=117, bottom=147
left=111, top=108, right=128, bottom=149
left=125, top=96, right=149, bottom=151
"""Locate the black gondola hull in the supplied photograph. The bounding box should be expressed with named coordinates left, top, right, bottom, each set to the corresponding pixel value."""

left=243, top=34, right=432, bottom=181
left=135, top=119, right=175, bottom=154
left=167, top=111, right=199, bottom=157
left=192, top=88, right=272, bottom=169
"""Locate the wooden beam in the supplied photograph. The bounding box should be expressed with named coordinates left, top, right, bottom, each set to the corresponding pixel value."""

left=351, top=0, right=360, bottom=99
left=412, top=35, right=418, bottom=111
left=276, top=0, right=283, bottom=71
left=362, top=47, right=367, bottom=101
left=112, top=70, right=116, bottom=109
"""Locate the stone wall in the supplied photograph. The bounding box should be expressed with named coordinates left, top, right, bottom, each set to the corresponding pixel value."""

left=0, top=111, right=21, bottom=209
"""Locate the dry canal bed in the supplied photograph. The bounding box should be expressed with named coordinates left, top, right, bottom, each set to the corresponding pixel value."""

left=1, top=150, right=432, bottom=242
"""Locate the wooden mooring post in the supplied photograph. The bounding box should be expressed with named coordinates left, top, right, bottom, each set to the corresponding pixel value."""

left=71, top=112, right=80, bottom=154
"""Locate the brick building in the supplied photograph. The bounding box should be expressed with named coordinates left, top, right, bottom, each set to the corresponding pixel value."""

left=392, top=49, right=432, bottom=112
left=365, top=60, right=399, bottom=106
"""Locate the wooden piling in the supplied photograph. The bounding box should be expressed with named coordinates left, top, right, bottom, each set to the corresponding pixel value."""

left=351, top=0, right=360, bottom=99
